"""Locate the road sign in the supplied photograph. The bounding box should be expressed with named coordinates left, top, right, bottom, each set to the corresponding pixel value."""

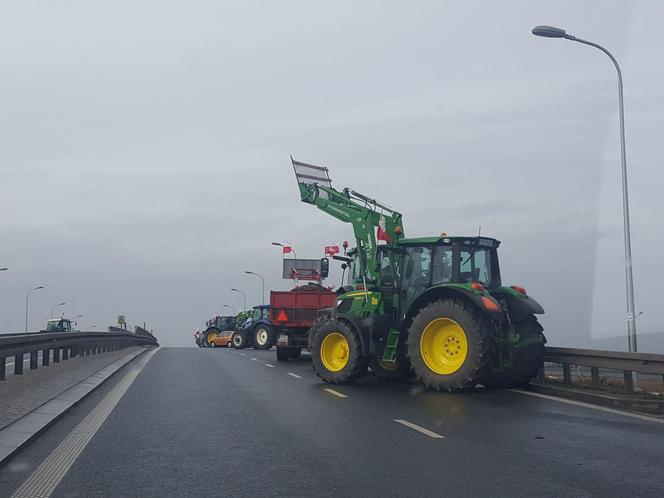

left=118, top=315, right=126, bottom=325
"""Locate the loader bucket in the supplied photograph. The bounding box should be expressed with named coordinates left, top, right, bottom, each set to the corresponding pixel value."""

left=291, top=156, right=332, bottom=189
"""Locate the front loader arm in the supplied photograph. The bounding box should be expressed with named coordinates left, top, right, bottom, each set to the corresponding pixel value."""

left=292, top=157, right=404, bottom=285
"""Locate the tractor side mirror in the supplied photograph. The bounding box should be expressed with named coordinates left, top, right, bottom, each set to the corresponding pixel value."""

left=320, top=258, right=329, bottom=278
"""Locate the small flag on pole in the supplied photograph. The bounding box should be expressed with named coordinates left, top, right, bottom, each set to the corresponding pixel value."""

left=282, top=245, right=292, bottom=254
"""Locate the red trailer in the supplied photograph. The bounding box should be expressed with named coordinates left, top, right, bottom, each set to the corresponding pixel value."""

left=269, top=285, right=336, bottom=361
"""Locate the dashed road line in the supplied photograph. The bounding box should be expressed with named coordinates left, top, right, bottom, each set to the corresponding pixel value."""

left=264, top=363, right=275, bottom=368
left=324, top=388, right=348, bottom=398
left=251, top=357, right=258, bottom=361
left=509, top=389, right=664, bottom=424
left=287, top=373, right=302, bottom=379
left=393, top=419, right=445, bottom=439
left=240, top=353, right=246, bottom=356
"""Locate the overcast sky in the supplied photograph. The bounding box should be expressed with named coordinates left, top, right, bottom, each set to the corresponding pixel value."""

left=1, top=1, right=662, bottom=350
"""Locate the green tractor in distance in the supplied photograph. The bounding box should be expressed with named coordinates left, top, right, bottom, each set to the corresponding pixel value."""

left=42, top=318, right=74, bottom=333
left=230, top=310, right=254, bottom=349
left=292, top=158, right=546, bottom=391
left=201, top=315, right=236, bottom=347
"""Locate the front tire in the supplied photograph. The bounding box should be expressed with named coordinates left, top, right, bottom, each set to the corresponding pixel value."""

left=232, top=331, right=248, bottom=349
left=486, top=316, right=545, bottom=388
left=253, top=325, right=275, bottom=350
left=407, top=299, right=491, bottom=391
left=311, top=320, right=367, bottom=384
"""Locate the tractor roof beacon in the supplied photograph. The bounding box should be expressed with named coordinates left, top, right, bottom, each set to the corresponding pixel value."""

left=291, top=157, right=546, bottom=391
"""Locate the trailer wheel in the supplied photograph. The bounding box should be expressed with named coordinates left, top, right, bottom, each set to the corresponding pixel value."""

left=369, top=357, right=411, bottom=382
left=289, top=348, right=302, bottom=360
left=253, top=325, right=275, bottom=350
left=311, top=319, right=367, bottom=384
left=276, top=346, right=291, bottom=362
left=407, top=299, right=490, bottom=391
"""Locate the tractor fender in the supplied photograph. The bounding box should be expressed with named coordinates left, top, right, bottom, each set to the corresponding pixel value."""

left=405, top=286, right=504, bottom=326
left=491, top=289, right=545, bottom=323
left=332, top=313, right=375, bottom=356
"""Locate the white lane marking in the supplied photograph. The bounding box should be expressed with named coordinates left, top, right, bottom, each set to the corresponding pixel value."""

left=323, top=388, right=348, bottom=398
left=393, top=419, right=445, bottom=439
left=509, top=389, right=664, bottom=425
left=288, top=373, right=302, bottom=379
left=240, top=353, right=246, bottom=356
left=10, top=348, right=159, bottom=498
left=264, top=363, right=275, bottom=368
left=251, top=357, right=258, bottom=361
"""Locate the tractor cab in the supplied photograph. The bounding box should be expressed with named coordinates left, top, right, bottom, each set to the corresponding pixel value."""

left=252, top=305, right=270, bottom=322
left=385, top=235, right=500, bottom=287
left=45, top=318, right=73, bottom=333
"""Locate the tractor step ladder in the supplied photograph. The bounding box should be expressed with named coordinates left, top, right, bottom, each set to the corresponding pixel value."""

left=381, top=327, right=401, bottom=363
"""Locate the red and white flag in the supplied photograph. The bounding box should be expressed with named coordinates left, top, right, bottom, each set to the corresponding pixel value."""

left=282, top=245, right=292, bottom=254
left=377, top=216, right=392, bottom=243
left=324, top=245, right=340, bottom=256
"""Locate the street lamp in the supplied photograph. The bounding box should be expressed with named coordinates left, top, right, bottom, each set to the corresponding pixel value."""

left=25, top=286, right=44, bottom=332
left=0, top=267, right=7, bottom=272
left=271, top=241, right=297, bottom=258
left=532, top=25, right=638, bottom=353
left=222, top=304, right=236, bottom=314
left=245, top=271, right=265, bottom=306
left=51, top=302, right=66, bottom=318
left=230, top=288, right=247, bottom=311
left=89, top=325, right=97, bottom=329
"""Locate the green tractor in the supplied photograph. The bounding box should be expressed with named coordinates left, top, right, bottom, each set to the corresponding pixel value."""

left=229, top=310, right=254, bottom=349
left=292, top=158, right=546, bottom=391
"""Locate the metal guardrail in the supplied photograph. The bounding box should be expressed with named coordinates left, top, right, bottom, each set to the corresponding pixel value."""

left=542, top=346, right=664, bottom=393
left=0, top=331, right=159, bottom=381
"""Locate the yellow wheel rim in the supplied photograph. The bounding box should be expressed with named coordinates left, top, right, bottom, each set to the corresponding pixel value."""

left=320, top=332, right=350, bottom=372
left=207, top=332, right=218, bottom=343
left=420, top=318, right=468, bottom=375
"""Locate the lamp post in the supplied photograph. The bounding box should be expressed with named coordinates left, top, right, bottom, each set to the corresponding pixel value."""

left=25, top=286, right=44, bottom=332
left=271, top=241, right=297, bottom=258
left=245, top=271, right=265, bottom=306
left=532, top=25, right=637, bottom=353
left=222, top=304, right=236, bottom=315
left=230, top=288, right=247, bottom=311
left=0, top=267, right=7, bottom=272
left=51, top=302, right=66, bottom=318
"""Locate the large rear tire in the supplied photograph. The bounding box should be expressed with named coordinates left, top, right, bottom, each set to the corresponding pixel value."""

left=311, top=319, right=367, bottom=384
left=369, top=356, right=411, bottom=382
left=486, top=315, right=545, bottom=388
left=407, top=299, right=491, bottom=391
left=253, top=325, right=275, bottom=350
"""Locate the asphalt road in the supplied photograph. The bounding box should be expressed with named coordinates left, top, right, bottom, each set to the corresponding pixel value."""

left=2, top=346, right=663, bottom=497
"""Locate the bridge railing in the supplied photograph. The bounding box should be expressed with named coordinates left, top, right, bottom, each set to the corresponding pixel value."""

left=541, top=346, right=664, bottom=393
left=0, top=331, right=159, bottom=381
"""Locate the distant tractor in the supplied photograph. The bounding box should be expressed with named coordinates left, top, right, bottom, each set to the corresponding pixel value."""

left=201, top=315, right=236, bottom=347
left=42, top=318, right=74, bottom=333
left=292, top=158, right=546, bottom=391
left=229, top=310, right=254, bottom=349
left=233, top=305, right=274, bottom=350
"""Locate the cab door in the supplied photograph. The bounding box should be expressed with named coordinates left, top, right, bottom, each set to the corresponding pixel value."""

left=400, top=246, right=433, bottom=313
